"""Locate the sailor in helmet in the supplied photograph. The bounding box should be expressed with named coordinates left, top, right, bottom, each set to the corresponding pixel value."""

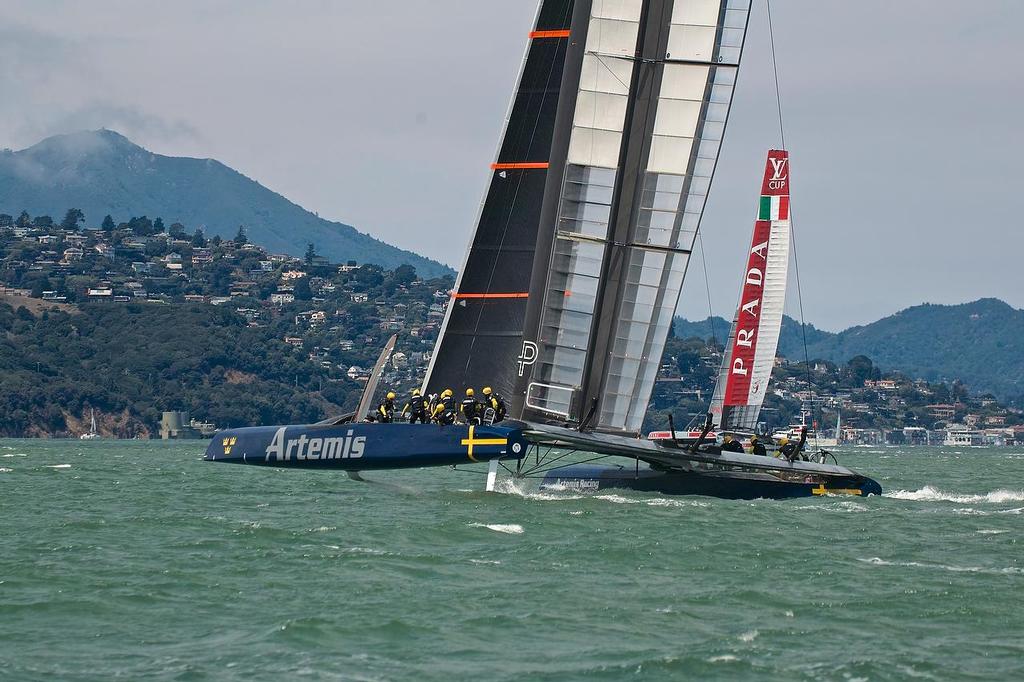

left=721, top=434, right=745, bottom=453
left=402, top=388, right=428, bottom=424
left=431, top=389, right=456, bottom=424
left=749, top=434, right=767, bottom=457
left=377, top=391, right=397, bottom=423
left=777, top=436, right=796, bottom=461
left=481, top=386, right=506, bottom=423
left=460, top=388, right=482, bottom=425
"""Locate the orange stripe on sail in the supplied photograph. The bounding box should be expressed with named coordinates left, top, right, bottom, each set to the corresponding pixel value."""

left=452, top=292, right=529, bottom=300
left=529, top=30, right=571, bottom=39
left=491, top=162, right=549, bottom=170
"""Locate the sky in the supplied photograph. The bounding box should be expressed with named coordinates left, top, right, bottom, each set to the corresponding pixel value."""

left=1, top=1, right=1021, bottom=330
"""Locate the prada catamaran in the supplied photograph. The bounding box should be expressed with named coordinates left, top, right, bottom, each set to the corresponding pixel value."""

left=205, top=0, right=880, bottom=499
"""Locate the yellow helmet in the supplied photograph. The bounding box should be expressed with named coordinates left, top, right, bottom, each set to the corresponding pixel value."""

left=779, top=436, right=789, bottom=445
left=442, top=389, right=453, bottom=397
left=412, top=388, right=421, bottom=396
left=482, top=386, right=492, bottom=395
left=723, top=435, right=733, bottom=442
left=466, top=388, right=475, bottom=397
left=386, top=392, right=396, bottom=400
left=750, top=435, right=758, bottom=443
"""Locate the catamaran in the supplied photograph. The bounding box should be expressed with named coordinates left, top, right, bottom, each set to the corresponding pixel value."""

left=205, top=0, right=880, bottom=499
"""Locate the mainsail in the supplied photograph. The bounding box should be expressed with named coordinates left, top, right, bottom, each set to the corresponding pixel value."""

left=709, top=149, right=792, bottom=433
left=424, top=0, right=581, bottom=399
left=427, top=0, right=752, bottom=436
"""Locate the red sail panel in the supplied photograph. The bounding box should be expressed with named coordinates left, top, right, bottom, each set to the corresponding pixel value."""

left=723, top=219, right=772, bottom=406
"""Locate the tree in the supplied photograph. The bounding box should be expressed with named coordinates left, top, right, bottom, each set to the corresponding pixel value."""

left=0, top=214, right=13, bottom=227
left=192, top=228, right=207, bottom=247
left=304, top=243, right=317, bottom=265
left=16, top=211, right=31, bottom=228
left=33, top=215, right=54, bottom=228
left=234, top=225, right=248, bottom=245
left=154, top=217, right=165, bottom=234
left=60, top=208, right=85, bottom=231
left=293, top=276, right=312, bottom=301
left=101, top=215, right=116, bottom=232
left=210, top=235, right=222, bottom=247
left=169, top=222, right=186, bottom=239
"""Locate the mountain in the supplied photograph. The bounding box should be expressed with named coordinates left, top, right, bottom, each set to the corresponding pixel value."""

left=675, top=299, right=1024, bottom=402
left=0, top=130, right=451, bottom=278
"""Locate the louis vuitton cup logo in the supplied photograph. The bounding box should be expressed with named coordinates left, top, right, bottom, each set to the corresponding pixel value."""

left=517, top=340, right=538, bottom=377
left=768, top=157, right=788, bottom=191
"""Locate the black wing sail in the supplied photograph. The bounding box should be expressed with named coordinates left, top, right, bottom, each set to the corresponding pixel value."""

left=423, top=0, right=584, bottom=399
left=515, top=0, right=752, bottom=434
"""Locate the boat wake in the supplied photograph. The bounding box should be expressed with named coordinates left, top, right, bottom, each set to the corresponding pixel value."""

left=859, top=557, right=1023, bottom=576
left=885, top=486, right=1024, bottom=504
left=468, top=523, right=524, bottom=535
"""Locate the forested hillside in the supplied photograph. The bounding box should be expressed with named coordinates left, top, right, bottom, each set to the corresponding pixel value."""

left=675, top=299, right=1024, bottom=404
left=0, top=130, right=451, bottom=277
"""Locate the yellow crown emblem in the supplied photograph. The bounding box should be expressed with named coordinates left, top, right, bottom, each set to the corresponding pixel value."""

left=222, top=436, right=237, bottom=454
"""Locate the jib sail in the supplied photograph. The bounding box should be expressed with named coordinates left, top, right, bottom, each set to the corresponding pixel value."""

left=710, top=149, right=792, bottom=433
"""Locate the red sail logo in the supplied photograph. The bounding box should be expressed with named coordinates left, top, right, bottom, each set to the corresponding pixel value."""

left=724, top=150, right=789, bottom=406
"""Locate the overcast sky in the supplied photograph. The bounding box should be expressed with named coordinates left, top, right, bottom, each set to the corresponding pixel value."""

left=2, top=1, right=1021, bottom=330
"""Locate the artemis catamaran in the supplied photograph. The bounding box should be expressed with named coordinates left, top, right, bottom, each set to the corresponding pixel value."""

left=205, top=0, right=880, bottom=499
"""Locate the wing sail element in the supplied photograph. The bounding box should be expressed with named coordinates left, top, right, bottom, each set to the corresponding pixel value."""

left=516, top=0, right=753, bottom=434
left=424, top=0, right=581, bottom=399
left=710, top=149, right=792, bottom=432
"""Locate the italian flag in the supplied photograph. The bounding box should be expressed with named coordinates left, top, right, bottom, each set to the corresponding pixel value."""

left=758, top=195, right=790, bottom=221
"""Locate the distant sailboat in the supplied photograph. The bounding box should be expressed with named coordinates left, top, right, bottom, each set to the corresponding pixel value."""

left=80, top=409, right=101, bottom=440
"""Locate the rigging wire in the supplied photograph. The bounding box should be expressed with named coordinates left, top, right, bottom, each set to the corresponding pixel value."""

left=767, top=0, right=819, bottom=448
left=697, top=232, right=719, bottom=349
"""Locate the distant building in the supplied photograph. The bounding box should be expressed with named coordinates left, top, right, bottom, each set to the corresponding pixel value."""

left=160, top=411, right=202, bottom=440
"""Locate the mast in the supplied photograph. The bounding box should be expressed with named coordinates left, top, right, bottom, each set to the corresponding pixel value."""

left=710, top=149, right=792, bottom=433
left=515, top=0, right=752, bottom=433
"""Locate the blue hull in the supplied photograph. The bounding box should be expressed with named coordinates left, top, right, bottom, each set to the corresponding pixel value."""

left=541, top=463, right=882, bottom=500
left=204, top=422, right=527, bottom=471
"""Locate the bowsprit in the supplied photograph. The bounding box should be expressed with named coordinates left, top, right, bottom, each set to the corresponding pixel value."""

left=204, top=422, right=528, bottom=471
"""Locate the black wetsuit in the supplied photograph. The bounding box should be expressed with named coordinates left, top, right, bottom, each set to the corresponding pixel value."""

left=779, top=443, right=797, bottom=461
left=460, top=398, right=482, bottom=424
left=486, top=394, right=507, bottom=423
left=377, top=399, right=395, bottom=424
left=432, top=396, right=455, bottom=424
left=721, top=439, right=745, bottom=453
left=403, top=394, right=428, bottom=424
left=751, top=441, right=767, bottom=457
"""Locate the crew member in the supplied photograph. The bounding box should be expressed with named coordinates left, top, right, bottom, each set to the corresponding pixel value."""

left=721, top=434, right=745, bottom=453
left=403, top=388, right=428, bottom=424
left=482, top=386, right=506, bottom=423
left=460, top=388, right=482, bottom=425
left=377, top=392, right=397, bottom=423
left=750, top=434, right=767, bottom=457
left=777, top=436, right=797, bottom=461
left=431, top=389, right=455, bottom=424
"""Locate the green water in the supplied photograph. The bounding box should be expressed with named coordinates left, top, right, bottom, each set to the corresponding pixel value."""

left=1, top=440, right=1022, bottom=681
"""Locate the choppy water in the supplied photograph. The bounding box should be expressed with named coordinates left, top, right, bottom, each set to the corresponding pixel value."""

left=1, top=441, right=1022, bottom=681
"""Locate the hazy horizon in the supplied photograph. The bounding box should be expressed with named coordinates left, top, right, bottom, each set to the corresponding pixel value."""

left=2, top=1, right=1021, bottom=330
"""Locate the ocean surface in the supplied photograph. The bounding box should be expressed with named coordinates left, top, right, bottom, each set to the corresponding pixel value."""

left=1, top=440, right=1022, bottom=681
